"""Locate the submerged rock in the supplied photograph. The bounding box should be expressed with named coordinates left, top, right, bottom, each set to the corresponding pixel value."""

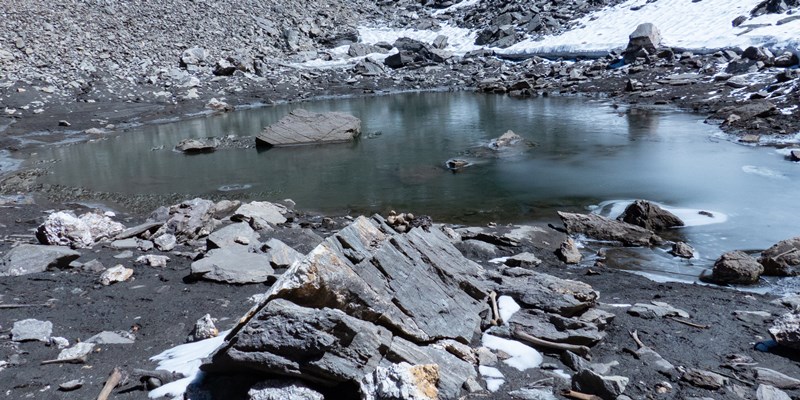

left=175, top=138, right=219, bottom=153
left=670, top=242, right=695, bottom=259
left=256, top=109, right=361, bottom=147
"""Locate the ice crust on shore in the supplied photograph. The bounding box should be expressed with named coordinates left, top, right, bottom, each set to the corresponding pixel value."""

left=148, top=330, right=230, bottom=399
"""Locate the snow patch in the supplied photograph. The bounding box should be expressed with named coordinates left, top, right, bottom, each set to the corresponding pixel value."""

left=478, top=365, right=505, bottom=392
left=148, top=330, right=230, bottom=399
left=481, top=333, right=543, bottom=371
left=497, top=295, right=521, bottom=323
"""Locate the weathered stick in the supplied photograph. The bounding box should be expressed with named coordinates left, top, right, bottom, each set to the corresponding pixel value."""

left=97, top=367, right=124, bottom=400
left=41, top=356, right=87, bottom=365
left=488, top=291, right=502, bottom=326
left=513, top=329, right=591, bottom=359
left=561, top=389, right=603, bottom=400
left=667, top=316, right=709, bottom=329
left=0, top=302, right=52, bottom=309
left=629, top=330, right=645, bottom=349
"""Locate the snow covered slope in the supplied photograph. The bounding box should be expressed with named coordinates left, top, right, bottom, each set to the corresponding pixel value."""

left=504, top=0, right=800, bottom=55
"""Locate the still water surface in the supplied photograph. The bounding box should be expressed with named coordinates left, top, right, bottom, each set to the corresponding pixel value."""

left=31, top=92, right=800, bottom=289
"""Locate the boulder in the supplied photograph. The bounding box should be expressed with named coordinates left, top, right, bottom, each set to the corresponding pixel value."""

left=99, top=265, right=134, bottom=285
left=156, top=198, right=216, bottom=243
left=262, top=238, right=304, bottom=268
left=760, top=237, right=800, bottom=276
left=628, top=301, right=690, bottom=319
left=487, top=268, right=598, bottom=317
left=556, top=238, right=582, bottom=264
left=206, top=98, right=234, bottom=112
left=360, top=362, right=438, bottom=400
left=207, top=222, right=261, bottom=250
left=256, top=109, right=361, bottom=147
left=617, top=200, right=684, bottom=230
left=175, top=138, right=218, bottom=153
left=768, top=310, right=800, bottom=350
left=353, top=57, right=386, bottom=76
left=384, top=336, right=477, bottom=398
left=773, top=51, right=799, bottom=67
left=558, top=212, right=662, bottom=247
left=505, top=252, right=542, bottom=268
left=710, top=250, right=763, bottom=284
left=572, top=369, right=629, bottom=400
left=0, top=244, right=80, bottom=276
left=208, top=299, right=393, bottom=385
left=623, top=23, right=661, bottom=63
left=11, top=319, right=53, bottom=342
left=754, top=368, right=800, bottom=390
left=247, top=380, right=324, bottom=400
left=36, top=211, right=101, bottom=248
left=191, top=248, right=275, bottom=284
left=742, top=46, right=773, bottom=63
left=347, top=43, right=384, bottom=57
left=670, top=242, right=695, bottom=258
left=232, top=201, right=288, bottom=229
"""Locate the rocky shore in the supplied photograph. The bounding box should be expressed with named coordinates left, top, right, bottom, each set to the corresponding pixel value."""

left=1, top=0, right=800, bottom=399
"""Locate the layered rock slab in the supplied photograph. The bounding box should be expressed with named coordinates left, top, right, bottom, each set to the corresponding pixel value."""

left=207, top=215, right=488, bottom=397
left=256, top=109, right=361, bottom=147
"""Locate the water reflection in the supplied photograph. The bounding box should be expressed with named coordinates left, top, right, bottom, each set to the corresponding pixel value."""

left=29, top=92, right=800, bottom=285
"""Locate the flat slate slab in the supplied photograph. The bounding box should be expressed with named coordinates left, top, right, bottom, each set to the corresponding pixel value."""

left=256, top=109, right=361, bottom=147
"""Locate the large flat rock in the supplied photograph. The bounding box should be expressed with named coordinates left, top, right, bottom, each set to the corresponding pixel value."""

left=0, top=244, right=80, bottom=276
left=256, top=109, right=361, bottom=147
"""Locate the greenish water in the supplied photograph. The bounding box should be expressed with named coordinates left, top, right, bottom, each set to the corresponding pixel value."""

left=30, top=92, right=800, bottom=288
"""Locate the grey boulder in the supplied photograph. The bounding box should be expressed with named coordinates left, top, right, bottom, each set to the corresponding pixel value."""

left=710, top=250, right=763, bottom=284
left=760, top=237, right=800, bottom=276
left=572, top=369, right=629, bottom=400
left=156, top=198, right=216, bottom=243
left=232, top=201, right=288, bottom=229
left=11, top=319, right=53, bottom=342
left=191, top=248, right=275, bottom=284
left=0, top=244, right=80, bottom=276
left=208, top=299, right=392, bottom=385
left=769, top=310, right=800, bottom=350
left=558, top=211, right=662, bottom=247
left=256, top=109, right=361, bottom=147
left=617, top=200, right=684, bottom=231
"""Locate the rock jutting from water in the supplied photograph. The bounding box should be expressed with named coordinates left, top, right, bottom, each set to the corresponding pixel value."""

left=255, top=109, right=361, bottom=147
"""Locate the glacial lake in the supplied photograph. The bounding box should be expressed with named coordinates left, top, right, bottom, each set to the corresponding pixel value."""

left=28, top=92, right=800, bottom=290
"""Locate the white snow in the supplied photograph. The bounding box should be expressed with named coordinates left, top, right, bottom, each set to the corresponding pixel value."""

left=147, top=330, right=230, bottom=399
left=478, top=365, right=505, bottom=392
left=497, top=295, right=521, bottom=323
left=488, top=256, right=509, bottom=264
left=481, top=333, right=543, bottom=371
left=358, top=24, right=483, bottom=55
left=501, top=0, right=800, bottom=55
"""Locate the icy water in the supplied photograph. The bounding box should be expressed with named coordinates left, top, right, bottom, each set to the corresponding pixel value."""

left=30, top=92, right=800, bottom=289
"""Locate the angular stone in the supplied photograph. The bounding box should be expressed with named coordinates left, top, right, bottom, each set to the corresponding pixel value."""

left=136, top=255, right=170, bottom=268
left=11, top=319, right=53, bottom=342
left=207, top=222, right=261, bottom=250
left=115, top=221, right=163, bottom=240
left=755, top=368, right=800, bottom=389
left=99, top=265, right=134, bottom=285
left=760, top=237, right=800, bottom=276
left=256, top=109, right=361, bottom=147
left=56, top=342, right=95, bottom=362
left=262, top=238, right=304, bottom=268
left=247, top=380, right=324, bottom=400
left=175, top=138, right=218, bottom=153
left=757, top=384, right=792, bottom=400
left=360, top=362, right=438, bottom=400
left=153, top=233, right=177, bottom=251
left=85, top=331, right=136, bottom=344
left=628, top=301, right=690, bottom=319
left=505, top=252, right=542, bottom=268
left=617, top=200, right=683, bottom=230
left=682, top=369, right=726, bottom=390
left=189, top=314, right=218, bottom=342
left=488, top=269, right=598, bottom=317
left=572, top=369, right=629, bottom=399
left=509, top=308, right=605, bottom=346
left=110, top=238, right=139, bottom=250
left=711, top=250, right=763, bottom=284
left=671, top=241, right=695, bottom=258
left=556, top=238, right=582, bottom=264
left=386, top=336, right=477, bottom=399
left=768, top=310, right=800, bottom=350
left=0, top=244, right=80, bottom=276
left=157, top=198, right=216, bottom=243
left=191, top=248, right=275, bottom=284
left=232, top=201, right=288, bottom=229
left=558, top=212, right=661, bottom=247
left=208, top=299, right=393, bottom=385
left=36, top=211, right=93, bottom=248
